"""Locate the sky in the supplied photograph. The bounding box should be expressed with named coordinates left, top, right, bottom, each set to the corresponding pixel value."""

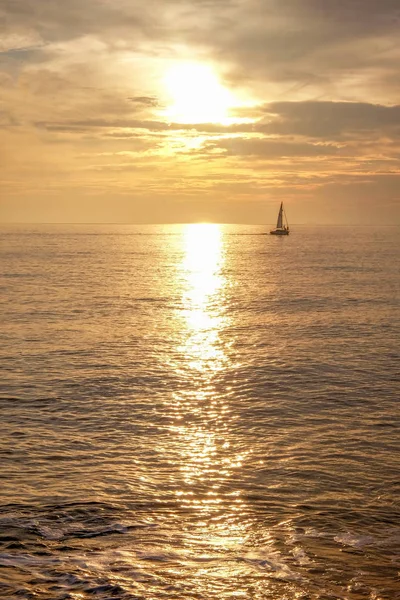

left=0, top=0, right=399, bottom=224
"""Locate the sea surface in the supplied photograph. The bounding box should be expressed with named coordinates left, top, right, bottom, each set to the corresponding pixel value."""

left=0, top=223, right=399, bottom=600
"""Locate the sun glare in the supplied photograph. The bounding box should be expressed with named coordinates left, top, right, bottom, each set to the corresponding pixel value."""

left=163, top=63, right=234, bottom=124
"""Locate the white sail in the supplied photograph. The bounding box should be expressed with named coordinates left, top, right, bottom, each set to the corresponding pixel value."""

left=276, top=202, right=283, bottom=229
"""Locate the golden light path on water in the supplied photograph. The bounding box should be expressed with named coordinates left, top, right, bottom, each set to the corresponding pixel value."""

left=159, top=226, right=303, bottom=597
left=169, top=224, right=250, bottom=547
left=181, top=223, right=227, bottom=372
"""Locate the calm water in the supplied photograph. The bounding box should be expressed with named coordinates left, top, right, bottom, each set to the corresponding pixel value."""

left=0, top=224, right=399, bottom=600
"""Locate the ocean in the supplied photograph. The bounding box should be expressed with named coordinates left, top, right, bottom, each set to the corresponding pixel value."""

left=0, top=223, right=399, bottom=599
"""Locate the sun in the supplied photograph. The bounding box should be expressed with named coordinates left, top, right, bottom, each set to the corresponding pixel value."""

left=163, top=62, right=234, bottom=124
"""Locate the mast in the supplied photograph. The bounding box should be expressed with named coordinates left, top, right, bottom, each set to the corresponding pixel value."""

left=283, top=203, right=289, bottom=230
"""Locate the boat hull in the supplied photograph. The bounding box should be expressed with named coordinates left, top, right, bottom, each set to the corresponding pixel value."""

left=270, top=228, right=289, bottom=235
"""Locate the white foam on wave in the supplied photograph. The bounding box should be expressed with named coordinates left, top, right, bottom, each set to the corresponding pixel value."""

left=291, top=547, right=312, bottom=565
left=26, top=518, right=130, bottom=540
left=36, top=525, right=65, bottom=540
left=334, top=532, right=375, bottom=548
left=0, top=548, right=164, bottom=590
left=243, top=549, right=303, bottom=581
left=286, top=527, right=330, bottom=544
left=303, top=527, right=329, bottom=539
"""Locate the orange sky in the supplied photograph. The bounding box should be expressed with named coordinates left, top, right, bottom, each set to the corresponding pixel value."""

left=0, top=0, right=399, bottom=224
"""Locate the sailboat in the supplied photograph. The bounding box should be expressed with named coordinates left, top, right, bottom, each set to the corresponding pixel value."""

left=270, top=202, right=290, bottom=235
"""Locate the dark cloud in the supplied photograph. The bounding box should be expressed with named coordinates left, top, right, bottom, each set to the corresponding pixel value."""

left=128, top=96, right=159, bottom=107
left=294, top=1, right=400, bottom=31
left=0, top=109, right=18, bottom=127
left=262, top=101, right=400, bottom=139
left=205, top=137, right=341, bottom=158
left=35, top=118, right=170, bottom=132
left=33, top=101, right=400, bottom=144
left=188, top=0, right=400, bottom=96
left=33, top=118, right=254, bottom=134
left=0, top=0, right=148, bottom=42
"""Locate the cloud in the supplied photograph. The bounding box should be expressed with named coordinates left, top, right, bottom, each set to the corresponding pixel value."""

left=32, top=97, right=400, bottom=148
left=187, top=0, right=400, bottom=101
left=1, top=0, right=399, bottom=103
left=0, top=0, right=399, bottom=223
left=0, top=31, right=43, bottom=52
left=128, top=96, right=159, bottom=107
left=33, top=118, right=252, bottom=134
left=0, top=0, right=147, bottom=42
left=205, top=137, right=341, bottom=158
left=262, top=101, right=400, bottom=139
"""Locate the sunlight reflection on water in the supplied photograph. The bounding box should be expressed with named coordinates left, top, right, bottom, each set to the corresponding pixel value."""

left=181, top=223, right=228, bottom=371
left=168, top=224, right=250, bottom=531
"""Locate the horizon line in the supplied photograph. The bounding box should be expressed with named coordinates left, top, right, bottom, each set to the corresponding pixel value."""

left=1, top=222, right=399, bottom=227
